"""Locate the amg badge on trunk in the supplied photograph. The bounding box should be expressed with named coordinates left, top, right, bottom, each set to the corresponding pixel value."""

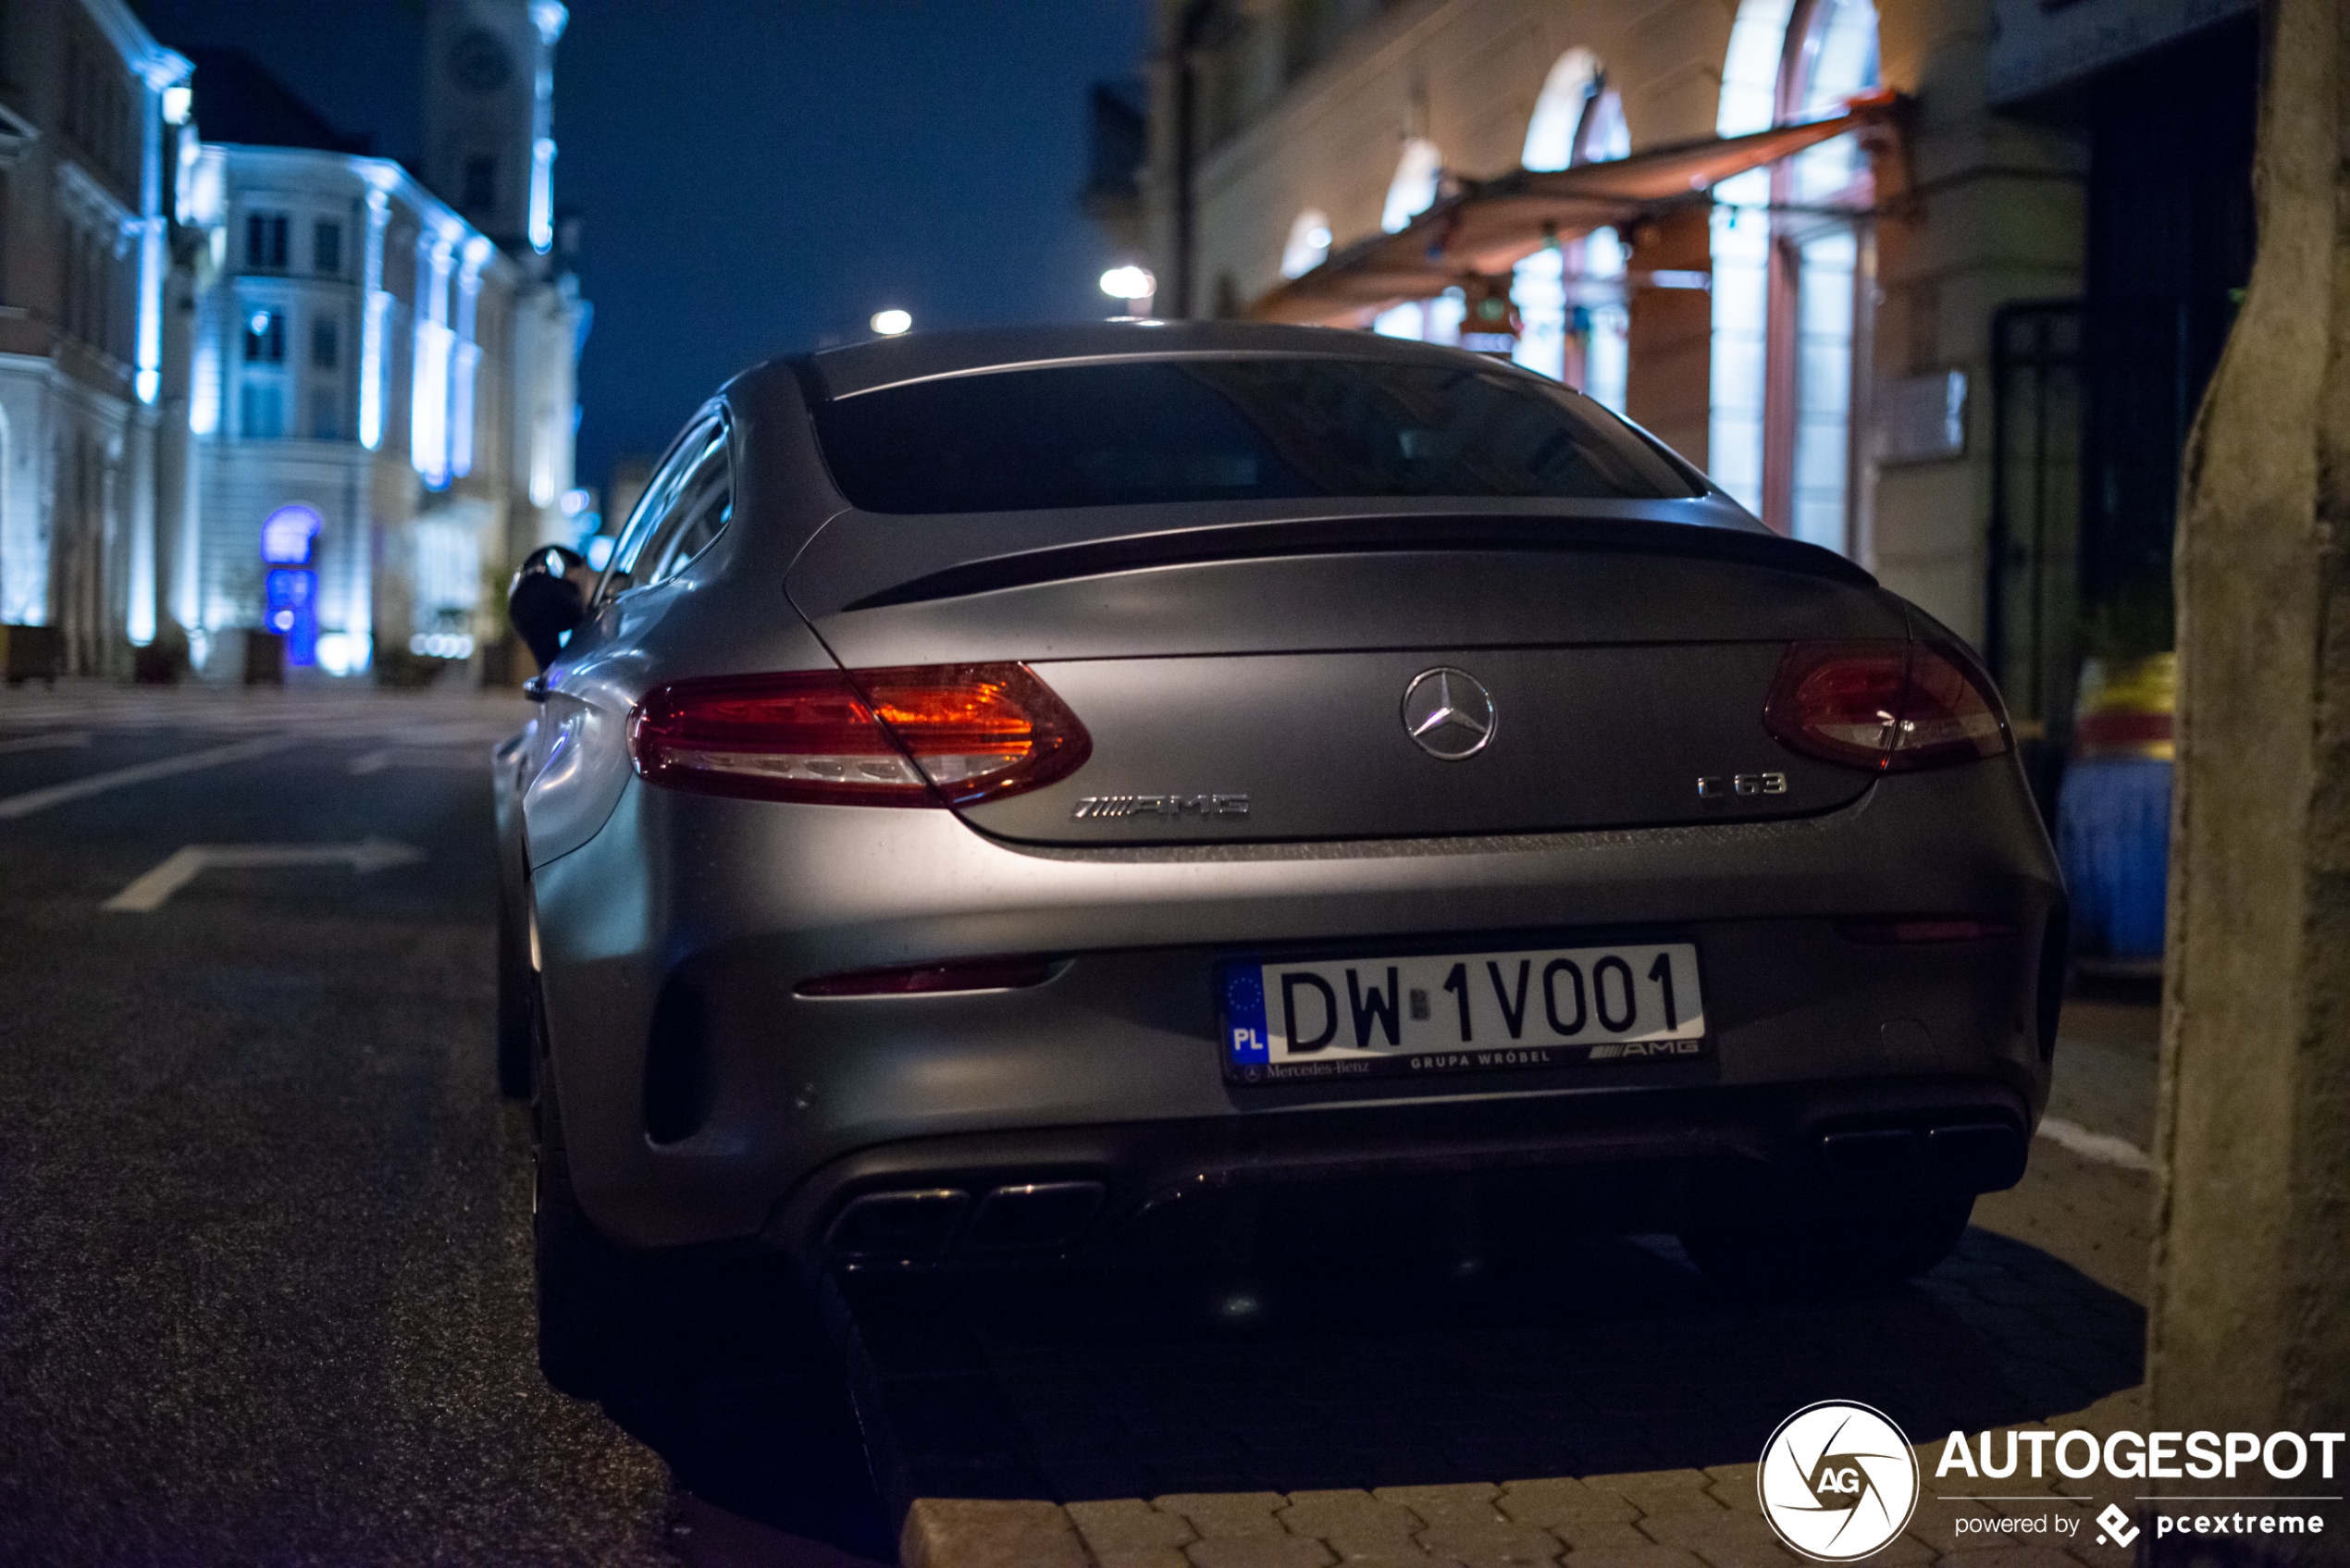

left=1071, top=794, right=1252, bottom=820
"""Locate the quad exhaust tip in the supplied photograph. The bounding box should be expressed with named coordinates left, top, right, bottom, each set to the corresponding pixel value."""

left=1820, top=1121, right=2025, bottom=1194
left=823, top=1179, right=1107, bottom=1258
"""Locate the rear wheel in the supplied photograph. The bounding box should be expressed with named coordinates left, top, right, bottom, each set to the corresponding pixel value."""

left=1677, top=1194, right=1974, bottom=1296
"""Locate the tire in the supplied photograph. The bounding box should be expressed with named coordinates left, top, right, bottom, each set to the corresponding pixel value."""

left=532, top=1031, right=639, bottom=1399
left=1677, top=1194, right=1974, bottom=1297
left=494, top=884, right=534, bottom=1100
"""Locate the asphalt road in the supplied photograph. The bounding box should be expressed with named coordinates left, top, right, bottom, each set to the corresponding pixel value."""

left=0, top=687, right=679, bottom=1564
left=0, top=682, right=2163, bottom=1567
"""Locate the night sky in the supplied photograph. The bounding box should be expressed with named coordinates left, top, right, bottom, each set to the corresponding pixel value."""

left=135, top=0, right=1154, bottom=495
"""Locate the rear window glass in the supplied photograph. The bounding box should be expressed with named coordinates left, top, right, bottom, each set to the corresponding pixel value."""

left=810, top=358, right=1701, bottom=513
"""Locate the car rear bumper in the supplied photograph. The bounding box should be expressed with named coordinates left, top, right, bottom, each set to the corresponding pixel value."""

left=769, top=1076, right=2033, bottom=1272
left=530, top=760, right=2062, bottom=1253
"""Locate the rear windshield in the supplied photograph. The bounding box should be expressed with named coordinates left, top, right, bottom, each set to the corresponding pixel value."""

left=810, top=357, right=1702, bottom=513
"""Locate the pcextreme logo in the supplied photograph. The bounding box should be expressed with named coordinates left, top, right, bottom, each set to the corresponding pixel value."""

left=1758, top=1401, right=1921, bottom=1562
left=1936, top=1425, right=2344, bottom=1549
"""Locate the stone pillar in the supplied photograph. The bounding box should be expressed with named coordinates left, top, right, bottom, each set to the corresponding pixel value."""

left=2150, top=0, right=2350, bottom=1474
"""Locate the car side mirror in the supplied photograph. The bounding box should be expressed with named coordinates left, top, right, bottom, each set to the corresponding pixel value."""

left=510, top=545, right=588, bottom=672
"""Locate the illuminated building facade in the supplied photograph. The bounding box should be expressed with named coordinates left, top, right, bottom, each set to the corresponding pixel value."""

left=169, top=0, right=584, bottom=677
left=0, top=0, right=189, bottom=673
left=0, top=0, right=584, bottom=679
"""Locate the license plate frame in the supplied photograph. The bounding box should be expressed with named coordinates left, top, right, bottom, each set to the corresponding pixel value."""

left=1218, top=941, right=1708, bottom=1084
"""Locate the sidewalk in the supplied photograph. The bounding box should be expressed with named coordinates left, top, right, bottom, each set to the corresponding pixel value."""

left=901, top=1386, right=2145, bottom=1568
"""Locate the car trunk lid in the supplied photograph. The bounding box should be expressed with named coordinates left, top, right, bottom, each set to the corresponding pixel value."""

left=785, top=506, right=1901, bottom=844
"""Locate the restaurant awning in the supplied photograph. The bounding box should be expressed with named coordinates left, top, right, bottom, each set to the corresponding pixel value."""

left=1248, top=93, right=1900, bottom=327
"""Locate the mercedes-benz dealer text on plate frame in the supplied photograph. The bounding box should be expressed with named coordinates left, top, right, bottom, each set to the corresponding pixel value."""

left=497, top=322, right=2061, bottom=1393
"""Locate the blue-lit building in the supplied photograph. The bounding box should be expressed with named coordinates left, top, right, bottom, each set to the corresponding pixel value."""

left=171, top=0, right=585, bottom=676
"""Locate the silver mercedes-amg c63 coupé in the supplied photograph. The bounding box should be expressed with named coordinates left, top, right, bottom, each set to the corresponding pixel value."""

left=496, top=322, right=2064, bottom=1394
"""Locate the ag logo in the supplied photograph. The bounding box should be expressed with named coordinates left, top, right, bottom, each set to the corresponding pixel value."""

left=1758, top=1401, right=1920, bottom=1562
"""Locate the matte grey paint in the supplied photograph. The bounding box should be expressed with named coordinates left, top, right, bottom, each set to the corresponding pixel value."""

left=502, top=322, right=2062, bottom=1261
left=965, top=647, right=1870, bottom=844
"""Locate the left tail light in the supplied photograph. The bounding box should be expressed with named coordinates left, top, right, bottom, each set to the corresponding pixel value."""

left=1763, top=640, right=2011, bottom=772
left=628, top=663, right=1091, bottom=807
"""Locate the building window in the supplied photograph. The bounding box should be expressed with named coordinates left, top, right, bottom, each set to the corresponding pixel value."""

left=240, top=381, right=285, bottom=438
left=1370, top=141, right=1447, bottom=340
left=1515, top=49, right=1632, bottom=409
left=246, top=211, right=290, bottom=270
left=1709, top=0, right=1880, bottom=551
left=311, top=315, right=339, bottom=369
left=60, top=230, right=78, bottom=339
left=462, top=155, right=496, bottom=212
left=93, top=245, right=112, bottom=355
left=1280, top=209, right=1332, bottom=280
left=310, top=389, right=341, bottom=441
left=1380, top=139, right=1443, bottom=234
left=314, top=218, right=342, bottom=276
left=243, top=308, right=285, bottom=362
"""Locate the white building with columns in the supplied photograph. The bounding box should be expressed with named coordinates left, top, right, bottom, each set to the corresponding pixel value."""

left=0, top=0, right=584, bottom=681
left=168, top=0, right=585, bottom=678
left=0, top=0, right=188, bottom=674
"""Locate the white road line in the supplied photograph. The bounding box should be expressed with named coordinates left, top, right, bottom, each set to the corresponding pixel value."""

left=103, top=837, right=426, bottom=912
left=348, top=747, right=489, bottom=775
left=0, top=735, right=295, bottom=820
left=0, top=731, right=93, bottom=756
left=2036, top=1115, right=2154, bottom=1171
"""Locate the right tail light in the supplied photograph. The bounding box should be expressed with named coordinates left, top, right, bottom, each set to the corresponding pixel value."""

left=1764, top=640, right=2010, bottom=772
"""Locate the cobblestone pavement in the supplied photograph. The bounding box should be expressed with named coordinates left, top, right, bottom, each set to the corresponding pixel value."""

left=898, top=1420, right=2155, bottom=1568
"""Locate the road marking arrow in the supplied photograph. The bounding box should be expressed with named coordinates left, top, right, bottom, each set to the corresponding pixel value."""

left=102, top=837, right=427, bottom=913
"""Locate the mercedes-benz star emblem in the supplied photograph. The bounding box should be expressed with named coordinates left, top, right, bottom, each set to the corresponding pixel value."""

left=1401, top=667, right=1496, bottom=760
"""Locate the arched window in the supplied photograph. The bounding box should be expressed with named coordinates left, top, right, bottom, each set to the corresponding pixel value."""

left=1709, top=0, right=1880, bottom=550
left=1280, top=209, right=1332, bottom=279
left=1373, top=139, right=1445, bottom=339
left=1379, top=139, right=1443, bottom=234
left=1514, top=52, right=1632, bottom=408
left=1522, top=48, right=1602, bottom=172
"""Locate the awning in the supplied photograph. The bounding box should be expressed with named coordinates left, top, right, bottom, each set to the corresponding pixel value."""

left=1249, top=93, right=1899, bottom=326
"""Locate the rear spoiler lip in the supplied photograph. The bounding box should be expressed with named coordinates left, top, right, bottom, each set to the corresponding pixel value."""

left=833, top=512, right=1874, bottom=613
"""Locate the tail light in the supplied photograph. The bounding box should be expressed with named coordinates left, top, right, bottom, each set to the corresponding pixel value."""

left=629, top=663, right=1090, bottom=807
left=1763, top=640, right=2010, bottom=772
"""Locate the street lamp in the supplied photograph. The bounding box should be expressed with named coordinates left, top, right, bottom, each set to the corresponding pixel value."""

left=1100, top=265, right=1156, bottom=317
left=870, top=308, right=912, bottom=336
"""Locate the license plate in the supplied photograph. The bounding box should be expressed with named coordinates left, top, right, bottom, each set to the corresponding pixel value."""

left=1219, top=942, right=1706, bottom=1083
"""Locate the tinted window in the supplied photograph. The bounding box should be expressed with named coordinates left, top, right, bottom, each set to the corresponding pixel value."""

left=641, top=449, right=732, bottom=586
left=601, top=417, right=728, bottom=601
left=811, top=358, right=1700, bottom=513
